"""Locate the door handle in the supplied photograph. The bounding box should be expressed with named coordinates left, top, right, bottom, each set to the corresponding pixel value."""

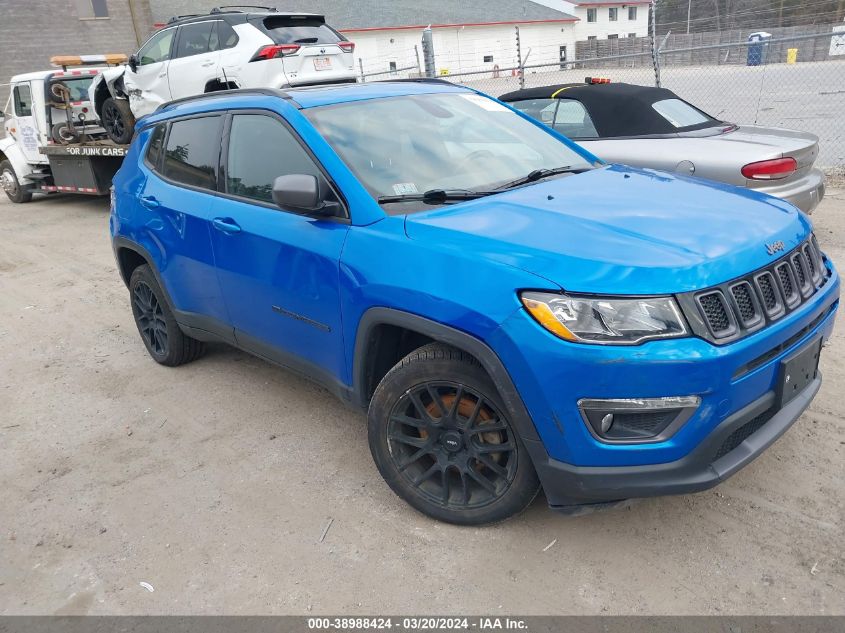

left=212, top=217, right=242, bottom=234
left=200, top=60, right=215, bottom=67
left=140, top=195, right=160, bottom=209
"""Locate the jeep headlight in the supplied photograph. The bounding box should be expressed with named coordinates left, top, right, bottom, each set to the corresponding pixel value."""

left=520, top=291, right=688, bottom=345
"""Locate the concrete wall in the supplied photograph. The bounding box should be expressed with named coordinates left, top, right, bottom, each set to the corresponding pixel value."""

left=0, top=0, right=153, bottom=109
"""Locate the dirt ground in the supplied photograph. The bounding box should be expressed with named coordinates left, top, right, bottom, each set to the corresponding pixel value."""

left=0, top=187, right=843, bottom=616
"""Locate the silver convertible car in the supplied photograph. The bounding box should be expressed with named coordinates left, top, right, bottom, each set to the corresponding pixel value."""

left=499, top=81, right=825, bottom=213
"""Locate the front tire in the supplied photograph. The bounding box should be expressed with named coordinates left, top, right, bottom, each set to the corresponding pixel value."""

left=0, top=160, right=32, bottom=203
left=129, top=265, right=205, bottom=366
left=101, top=97, right=135, bottom=144
left=368, top=343, right=540, bottom=525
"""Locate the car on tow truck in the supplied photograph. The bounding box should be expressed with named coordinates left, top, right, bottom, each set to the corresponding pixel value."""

left=90, top=6, right=357, bottom=143
left=1, top=56, right=128, bottom=203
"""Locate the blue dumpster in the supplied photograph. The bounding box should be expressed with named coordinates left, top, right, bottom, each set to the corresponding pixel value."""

left=747, top=31, right=772, bottom=66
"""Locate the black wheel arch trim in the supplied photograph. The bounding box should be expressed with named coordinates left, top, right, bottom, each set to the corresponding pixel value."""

left=352, top=307, right=541, bottom=446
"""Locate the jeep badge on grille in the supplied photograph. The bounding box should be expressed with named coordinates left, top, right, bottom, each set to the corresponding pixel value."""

left=766, top=240, right=786, bottom=256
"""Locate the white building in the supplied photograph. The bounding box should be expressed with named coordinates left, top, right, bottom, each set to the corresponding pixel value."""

left=150, top=0, right=647, bottom=78
left=535, top=0, right=652, bottom=40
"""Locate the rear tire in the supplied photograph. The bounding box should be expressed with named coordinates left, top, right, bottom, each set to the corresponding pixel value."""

left=129, top=265, right=205, bottom=366
left=101, top=97, right=135, bottom=144
left=0, top=160, right=33, bottom=203
left=368, top=343, right=540, bottom=525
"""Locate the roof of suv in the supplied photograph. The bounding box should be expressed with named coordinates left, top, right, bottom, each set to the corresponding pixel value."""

left=164, top=9, right=324, bottom=28
left=146, top=80, right=471, bottom=123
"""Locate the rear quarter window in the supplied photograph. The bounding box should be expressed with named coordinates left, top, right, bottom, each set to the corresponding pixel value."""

left=144, top=124, right=166, bottom=170
left=261, top=16, right=342, bottom=44
left=651, top=98, right=712, bottom=128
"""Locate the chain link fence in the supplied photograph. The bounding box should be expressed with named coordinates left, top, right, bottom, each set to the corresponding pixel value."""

left=358, top=26, right=845, bottom=174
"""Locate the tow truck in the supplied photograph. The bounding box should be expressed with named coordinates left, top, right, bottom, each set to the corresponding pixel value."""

left=1, top=55, right=128, bottom=203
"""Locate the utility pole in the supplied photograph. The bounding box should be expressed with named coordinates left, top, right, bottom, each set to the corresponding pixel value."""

left=686, top=0, right=692, bottom=34
left=421, top=27, right=436, bottom=78
left=515, top=26, right=525, bottom=89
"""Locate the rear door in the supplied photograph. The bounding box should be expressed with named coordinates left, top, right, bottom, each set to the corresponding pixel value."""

left=125, top=27, right=176, bottom=116
left=208, top=111, right=349, bottom=382
left=138, top=116, right=230, bottom=328
left=167, top=21, right=221, bottom=99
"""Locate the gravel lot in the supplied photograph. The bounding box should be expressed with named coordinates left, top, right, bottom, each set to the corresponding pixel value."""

left=0, top=187, right=843, bottom=615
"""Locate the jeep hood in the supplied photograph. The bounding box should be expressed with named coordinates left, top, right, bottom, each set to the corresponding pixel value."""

left=403, top=165, right=812, bottom=295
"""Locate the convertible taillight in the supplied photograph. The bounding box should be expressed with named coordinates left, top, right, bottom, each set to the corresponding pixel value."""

left=741, top=157, right=797, bottom=180
left=338, top=41, right=355, bottom=53
left=249, top=44, right=301, bottom=62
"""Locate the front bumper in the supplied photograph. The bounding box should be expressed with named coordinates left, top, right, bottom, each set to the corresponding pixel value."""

left=491, top=264, right=838, bottom=508
left=529, top=375, right=820, bottom=508
left=753, top=167, right=825, bottom=214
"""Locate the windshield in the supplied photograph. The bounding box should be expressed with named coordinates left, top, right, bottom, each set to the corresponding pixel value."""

left=304, top=92, right=595, bottom=212
left=51, top=77, right=94, bottom=102
left=261, top=16, right=342, bottom=44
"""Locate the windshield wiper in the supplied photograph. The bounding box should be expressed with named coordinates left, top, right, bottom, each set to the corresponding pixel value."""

left=377, top=189, right=495, bottom=205
left=494, top=165, right=588, bottom=191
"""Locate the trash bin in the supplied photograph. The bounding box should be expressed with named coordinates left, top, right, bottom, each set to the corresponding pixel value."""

left=747, top=31, right=772, bottom=66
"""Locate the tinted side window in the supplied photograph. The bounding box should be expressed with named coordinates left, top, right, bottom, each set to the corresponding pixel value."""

left=138, top=28, right=175, bottom=65
left=13, top=84, right=32, bottom=117
left=162, top=116, right=221, bottom=190
left=145, top=124, right=166, bottom=169
left=226, top=114, right=320, bottom=203
left=175, top=22, right=213, bottom=58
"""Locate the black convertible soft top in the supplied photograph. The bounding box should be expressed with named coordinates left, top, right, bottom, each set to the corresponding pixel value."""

left=498, top=82, right=719, bottom=138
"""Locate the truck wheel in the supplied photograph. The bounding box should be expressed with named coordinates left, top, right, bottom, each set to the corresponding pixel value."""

left=0, top=160, right=33, bottom=203
left=368, top=343, right=540, bottom=525
left=51, top=122, right=81, bottom=145
left=129, top=265, right=205, bottom=367
left=101, top=97, right=135, bottom=144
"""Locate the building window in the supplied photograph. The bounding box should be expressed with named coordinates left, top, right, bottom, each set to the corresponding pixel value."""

left=608, top=34, right=619, bottom=39
left=74, top=0, right=109, bottom=19
left=628, top=6, right=638, bottom=20
left=629, top=32, right=637, bottom=38
left=608, top=7, right=618, bottom=21
left=587, top=8, right=597, bottom=22
left=483, top=55, right=493, bottom=63
left=587, top=35, right=597, bottom=41
left=389, top=61, right=397, bottom=72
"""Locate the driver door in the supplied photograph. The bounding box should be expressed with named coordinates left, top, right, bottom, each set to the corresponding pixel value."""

left=125, top=27, right=176, bottom=117
left=8, top=82, right=42, bottom=163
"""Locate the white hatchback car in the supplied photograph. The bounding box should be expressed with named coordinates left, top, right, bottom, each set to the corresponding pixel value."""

left=89, top=8, right=356, bottom=143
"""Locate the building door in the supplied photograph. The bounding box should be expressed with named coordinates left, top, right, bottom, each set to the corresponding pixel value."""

left=559, top=45, right=568, bottom=69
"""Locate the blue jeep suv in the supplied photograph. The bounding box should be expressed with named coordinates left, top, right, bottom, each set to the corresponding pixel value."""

left=110, top=80, right=839, bottom=525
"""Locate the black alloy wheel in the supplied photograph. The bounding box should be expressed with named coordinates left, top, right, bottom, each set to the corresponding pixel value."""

left=132, top=280, right=168, bottom=357
left=368, top=344, right=540, bottom=525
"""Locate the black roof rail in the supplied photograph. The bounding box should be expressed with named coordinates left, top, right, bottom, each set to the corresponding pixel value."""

left=167, top=13, right=202, bottom=23
left=211, top=5, right=277, bottom=12
left=152, top=87, right=293, bottom=113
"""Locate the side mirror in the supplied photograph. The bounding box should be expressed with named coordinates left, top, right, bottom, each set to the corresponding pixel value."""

left=272, top=174, right=341, bottom=217
left=128, top=54, right=139, bottom=72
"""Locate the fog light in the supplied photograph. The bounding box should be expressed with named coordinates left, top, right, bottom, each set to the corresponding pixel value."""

left=600, top=413, right=614, bottom=434
left=578, top=396, right=700, bottom=444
